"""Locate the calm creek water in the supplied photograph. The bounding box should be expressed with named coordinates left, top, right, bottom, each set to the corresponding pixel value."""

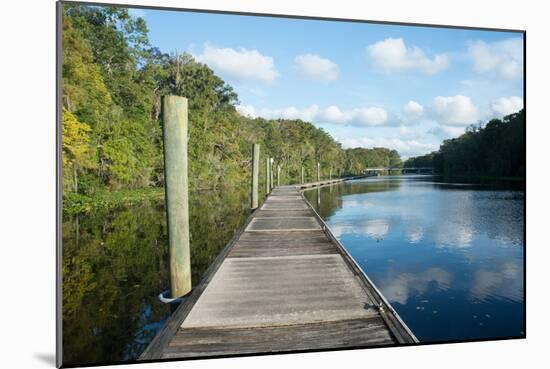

left=62, top=186, right=254, bottom=365
left=304, top=175, right=525, bottom=343
left=63, top=175, right=524, bottom=365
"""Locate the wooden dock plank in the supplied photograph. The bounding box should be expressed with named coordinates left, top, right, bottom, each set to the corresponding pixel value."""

left=140, top=182, right=416, bottom=361
left=253, top=208, right=315, bottom=217
left=162, top=318, right=393, bottom=358
left=180, top=254, right=378, bottom=329
left=246, top=217, right=321, bottom=231
left=229, top=230, right=336, bottom=258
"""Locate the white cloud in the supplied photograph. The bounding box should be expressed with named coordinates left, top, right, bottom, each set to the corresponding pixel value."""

left=351, top=107, right=388, bottom=125
left=319, top=106, right=388, bottom=126
left=367, top=38, right=449, bottom=74
left=468, top=38, right=523, bottom=79
left=237, top=104, right=320, bottom=122
left=490, top=96, right=524, bottom=117
left=236, top=105, right=258, bottom=118
left=295, top=54, right=339, bottom=81
left=194, top=43, right=278, bottom=83
left=430, top=95, right=481, bottom=126
left=402, top=100, right=424, bottom=122
left=235, top=104, right=388, bottom=127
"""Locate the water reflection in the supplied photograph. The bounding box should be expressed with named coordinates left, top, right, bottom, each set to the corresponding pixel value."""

left=62, top=186, right=250, bottom=365
left=406, top=225, right=424, bottom=244
left=470, top=261, right=523, bottom=303
left=379, top=267, right=453, bottom=305
left=304, top=175, right=524, bottom=342
left=365, top=219, right=390, bottom=240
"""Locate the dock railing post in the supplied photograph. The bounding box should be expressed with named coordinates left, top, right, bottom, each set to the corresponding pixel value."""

left=265, top=157, right=271, bottom=196
left=317, top=162, right=320, bottom=182
left=301, top=166, right=304, bottom=184
left=277, top=165, right=281, bottom=187
left=162, top=95, right=192, bottom=299
left=251, top=143, right=260, bottom=209
left=270, top=158, right=274, bottom=190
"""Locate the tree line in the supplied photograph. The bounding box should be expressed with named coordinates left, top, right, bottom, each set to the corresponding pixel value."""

left=404, top=109, right=525, bottom=178
left=61, top=4, right=402, bottom=203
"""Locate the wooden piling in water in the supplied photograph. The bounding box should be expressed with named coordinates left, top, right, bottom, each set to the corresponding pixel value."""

left=301, top=166, right=304, bottom=184
left=317, top=162, right=320, bottom=182
left=162, top=95, right=192, bottom=298
left=251, top=144, right=260, bottom=209
left=265, top=157, right=271, bottom=196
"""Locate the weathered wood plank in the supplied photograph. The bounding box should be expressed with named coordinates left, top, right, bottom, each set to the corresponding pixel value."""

left=180, top=254, right=377, bottom=329
left=246, top=217, right=321, bottom=231
left=163, top=317, right=393, bottom=358
left=140, top=179, right=416, bottom=361
left=229, top=232, right=336, bottom=258
left=261, top=202, right=309, bottom=210
left=253, top=209, right=315, bottom=217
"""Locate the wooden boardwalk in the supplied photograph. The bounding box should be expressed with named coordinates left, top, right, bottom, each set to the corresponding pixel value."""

left=140, top=181, right=417, bottom=360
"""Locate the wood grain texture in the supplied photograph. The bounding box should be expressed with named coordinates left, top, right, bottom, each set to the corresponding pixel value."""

left=140, top=182, right=416, bottom=361
left=163, top=318, right=394, bottom=358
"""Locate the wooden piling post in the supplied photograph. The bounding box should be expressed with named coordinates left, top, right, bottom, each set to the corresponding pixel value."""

left=317, top=162, right=320, bottom=182
left=301, top=166, right=304, bottom=184
left=270, top=158, right=274, bottom=190
left=162, top=95, right=192, bottom=298
left=330, top=168, right=332, bottom=181
left=277, top=165, right=281, bottom=186
left=251, top=143, right=260, bottom=209
left=266, top=157, right=270, bottom=194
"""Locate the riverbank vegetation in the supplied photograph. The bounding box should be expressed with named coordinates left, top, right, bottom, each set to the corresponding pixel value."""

left=61, top=4, right=402, bottom=214
left=405, top=109, right=525, bottom=179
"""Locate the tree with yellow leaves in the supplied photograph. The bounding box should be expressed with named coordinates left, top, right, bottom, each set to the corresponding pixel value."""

left=62, top=109, right=95, bottom=193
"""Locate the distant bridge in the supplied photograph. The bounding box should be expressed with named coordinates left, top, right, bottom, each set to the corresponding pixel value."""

left=364, top=167, right=434, bottom=175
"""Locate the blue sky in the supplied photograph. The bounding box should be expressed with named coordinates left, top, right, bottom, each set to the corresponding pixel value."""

left=130, top=7, right=524, bottom=158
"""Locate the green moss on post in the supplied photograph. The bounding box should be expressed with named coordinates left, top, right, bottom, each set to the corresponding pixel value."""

left=162, top=95, right=192, bottom=299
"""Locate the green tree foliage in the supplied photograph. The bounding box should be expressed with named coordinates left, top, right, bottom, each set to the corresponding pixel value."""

left=61, top=110, right=95, bottom=192
left=344, top=147, right=402, bottom=174
left=61, top=4, right=403, bottom=202
left=62, top=5, right=161, bottom=190
left=403, top=152, right=436, bottom=168
left=406, top=110, right=525, bottom=178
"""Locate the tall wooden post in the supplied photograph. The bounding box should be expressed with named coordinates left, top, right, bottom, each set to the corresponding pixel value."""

left=277, top=165, right=281, bottom=186
left=266, top=157, right=270, bottom=194
left=251, top=144, right=260, bottom=209
left=162, top=95, right=192, bottom=298
left=270, top=158, right=274, bottom=190
left=317, top=162, right=320, bottom=182
left=330, top=168, right=332, bottom=181
left=301, top=166, right=304, bottom=184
